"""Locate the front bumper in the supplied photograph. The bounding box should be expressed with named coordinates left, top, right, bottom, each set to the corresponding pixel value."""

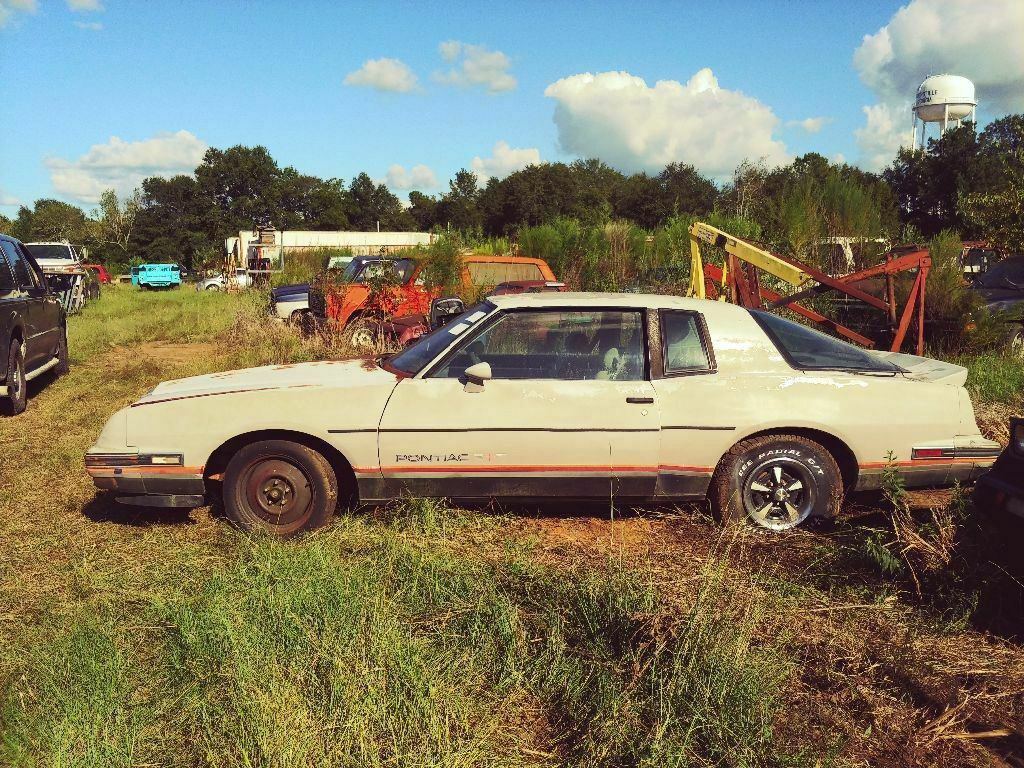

left=85, top=452, right=206, bottom=507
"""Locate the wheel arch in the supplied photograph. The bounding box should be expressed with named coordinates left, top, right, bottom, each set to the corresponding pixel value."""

left=203, top=428, right=358, bottom=507
left=720, top=426, right=859, bottom=493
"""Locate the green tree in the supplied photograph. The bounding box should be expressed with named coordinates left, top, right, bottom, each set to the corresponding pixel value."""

left=347, top=173, right=412, bottom=231
left=435, top=169, right=481, bottom=232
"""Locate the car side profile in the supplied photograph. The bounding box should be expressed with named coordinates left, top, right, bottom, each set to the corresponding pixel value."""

left=1, top=235, right=70, bottom=415
left=86, top=293, right=1000, bottom=536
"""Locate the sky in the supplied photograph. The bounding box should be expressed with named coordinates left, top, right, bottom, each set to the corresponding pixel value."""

left=1, top=0, right=1022, bottom=214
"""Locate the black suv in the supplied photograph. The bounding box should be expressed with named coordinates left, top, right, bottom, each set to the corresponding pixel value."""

left=0, top=234, right=69, bottom=415
left=969, top=255, right=1024, bottom=355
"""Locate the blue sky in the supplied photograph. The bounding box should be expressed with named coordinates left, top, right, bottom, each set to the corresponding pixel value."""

left=1, top=0, right=1021, bottom=213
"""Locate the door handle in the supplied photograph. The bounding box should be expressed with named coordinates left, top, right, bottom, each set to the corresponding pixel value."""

left=626, top=397, right=654, bottom=404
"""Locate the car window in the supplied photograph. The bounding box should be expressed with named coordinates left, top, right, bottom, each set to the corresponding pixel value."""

left=0, top=243, right=16, bottom=290
left=1, top=241, right=34, bottom=288
left=24, top=244, right=72, bottom=260
left=661, top=311, right=711, bottom=373
left=466, top=262, right=544, bottom=286
left=750, top=310, right=901, bottom=373
left=431, top=309, right=645, bottom=381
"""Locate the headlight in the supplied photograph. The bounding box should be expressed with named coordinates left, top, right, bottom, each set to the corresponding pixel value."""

left=1012, top=417, right=1024, bottom=457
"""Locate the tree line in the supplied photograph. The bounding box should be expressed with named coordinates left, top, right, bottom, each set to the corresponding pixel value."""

left=1, top=114, right=1021, bottom=272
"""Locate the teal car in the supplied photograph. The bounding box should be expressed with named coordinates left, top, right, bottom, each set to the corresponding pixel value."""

left=134, top=264, right=181, bottom=289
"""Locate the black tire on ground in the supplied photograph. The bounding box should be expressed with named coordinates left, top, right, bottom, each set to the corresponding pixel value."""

left=1, top=340, right=27, bottom=416
left=709, top=433, right=842, bottom=531
left=344, top=318, right=379, bottom=351
left=223, top=439, right=338, bottom=537
left=1006, top=324, right=1024, bottom=359
left=54, top=323, right=70, bottom=376
left=206, top=284, right=220, bottom=291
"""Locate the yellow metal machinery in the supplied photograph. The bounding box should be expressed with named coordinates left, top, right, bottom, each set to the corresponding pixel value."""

left=686, top=222, right=931, bottom=354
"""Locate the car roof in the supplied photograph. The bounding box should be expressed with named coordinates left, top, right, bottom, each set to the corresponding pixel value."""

left=486, top=291, right=752, bottom=317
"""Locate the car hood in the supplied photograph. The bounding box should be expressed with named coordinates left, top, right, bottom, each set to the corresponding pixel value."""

left=133, top=358, right=399, bottom=406
left=271, top=283, right=309, bottom=299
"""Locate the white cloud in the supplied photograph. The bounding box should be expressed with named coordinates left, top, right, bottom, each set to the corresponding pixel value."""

left=73, top=20, right=102, bottom=30
left=47, top=130, right=208, bottom=204
left=386, top=163, right=438, bottom=190
left=470, top=141, right=541, bottom=180
left=786, top=116, right=832, bottom=134
left=343, top=58, right=418, bottom=93
left=67, top=0, right=102, bottom=9
left=0, top=188, right=20, bottom=207
left=854, top=104, right=910, bottom=173
left=853, top=0, right=1024, bottom=170
left=434, top=41, right=517, bottom=93
left=544, top=68, right=789, bottom=180
left=0, top=0, right=36, bottom=27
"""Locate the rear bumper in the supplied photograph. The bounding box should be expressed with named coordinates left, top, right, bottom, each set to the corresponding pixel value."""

left=854, top=436, right=1002, bottom=491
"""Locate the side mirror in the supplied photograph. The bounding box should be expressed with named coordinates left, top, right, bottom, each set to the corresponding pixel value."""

left=430, top=296, right=465, bottom=329
left=462, top=361, right=491, bottom=392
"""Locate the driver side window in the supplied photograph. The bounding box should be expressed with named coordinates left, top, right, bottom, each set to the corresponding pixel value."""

left=431, top=309, right=645, bottom=381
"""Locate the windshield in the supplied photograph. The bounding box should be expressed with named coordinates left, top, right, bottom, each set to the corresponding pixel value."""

left=977, top=259, right=1024, bottom=288
left=750, top=310, right=902, bottom=373
left=341, top=258, right=417, bottom=284
left=387, top=303, right=494, bottom=375
left=26, top=244, right=73, bottom=260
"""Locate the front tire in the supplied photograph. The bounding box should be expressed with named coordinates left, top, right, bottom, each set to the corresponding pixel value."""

left=710, top=434, right=842, bottom=531
left=1, top=340, right=27, bottom=416
left=223, top=440, right=338, bottom=537
left=1007, top=324, right=1024, bottom=359
left=206, top=284, right=220, bottom=292
left=344, top=318, right=379, bottom=352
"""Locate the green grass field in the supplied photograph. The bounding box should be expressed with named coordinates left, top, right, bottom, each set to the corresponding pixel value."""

left=1, top=286, right=1023, bottom=767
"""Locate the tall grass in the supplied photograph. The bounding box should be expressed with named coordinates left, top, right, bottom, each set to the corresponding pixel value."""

left=2, top=512, right=793, bottom=767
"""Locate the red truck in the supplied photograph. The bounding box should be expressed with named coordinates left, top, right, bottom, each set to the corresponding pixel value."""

left=309, top=253, right=559, bottom=348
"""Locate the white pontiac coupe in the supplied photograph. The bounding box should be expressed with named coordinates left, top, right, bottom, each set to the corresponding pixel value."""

left=87, top=293, right=1001, bottom=535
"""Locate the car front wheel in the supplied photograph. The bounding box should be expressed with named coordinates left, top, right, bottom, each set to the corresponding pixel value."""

left=1007, top=324, right=1024, bottom=359
left=1, top=340, right=27, bottom=416
left=205, top=284, right=220, bottom=292
left=54, top=323, right=70, bottom=376
left=709, top=434, right=842, bottom=531
left=223, top=439, right=338, bottom=537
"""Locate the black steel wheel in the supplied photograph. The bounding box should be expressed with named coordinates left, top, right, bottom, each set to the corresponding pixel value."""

left=710, top=434, right=842, bottom=531
left=223, top=440, right=338, bottom=537
left=1, top=340, right=27, bottom=416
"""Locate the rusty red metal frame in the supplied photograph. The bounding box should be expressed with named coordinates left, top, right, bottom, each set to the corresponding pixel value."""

left=705, top=244, right=932, bottom=355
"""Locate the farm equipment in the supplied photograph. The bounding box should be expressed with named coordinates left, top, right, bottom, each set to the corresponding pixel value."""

left=687, top=222, right=932, bottom=355
left=25, top=242, right=92, bottom=314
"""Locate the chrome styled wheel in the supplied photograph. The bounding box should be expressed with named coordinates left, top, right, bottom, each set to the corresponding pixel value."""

left=742, top=458, right=815, bottom=530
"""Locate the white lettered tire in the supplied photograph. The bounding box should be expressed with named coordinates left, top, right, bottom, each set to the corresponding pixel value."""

left=710, top=434, right=842, bottom=531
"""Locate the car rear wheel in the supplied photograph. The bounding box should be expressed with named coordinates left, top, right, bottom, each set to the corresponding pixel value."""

left=710, top=434, right=842, bottom=531
left=1007, top=324, right=1024, bottom=359
left=223, top=440, right=338, bottom=537
left=1, top=340, right=27, bottom=416
left=54, top=323, right=70, bottom=376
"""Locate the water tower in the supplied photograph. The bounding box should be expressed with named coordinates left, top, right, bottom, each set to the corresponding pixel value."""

left=911, top=74, right=977, bottom=150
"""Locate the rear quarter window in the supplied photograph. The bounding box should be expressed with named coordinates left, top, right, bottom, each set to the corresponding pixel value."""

left=467, top=262, right=544, bottom=285
left=750, top=309, right=900, bottom=373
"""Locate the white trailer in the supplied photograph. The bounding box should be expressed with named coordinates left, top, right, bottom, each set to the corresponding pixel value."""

left=224, top=230, right=436, bottom=275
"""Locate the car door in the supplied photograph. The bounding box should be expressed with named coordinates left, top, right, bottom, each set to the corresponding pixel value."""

left=0, top=244, right=28, bottom=373
left=377, top=306, right=660, bottom=499
left=1, top=241, right=47, bottom=367
left=649, top=309, right=729, bottom=499
left=21, top=245, right=61, bottom=356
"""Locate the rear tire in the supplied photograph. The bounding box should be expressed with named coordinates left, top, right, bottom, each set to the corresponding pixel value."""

left=1007, top=324, right=1024, bottom=359
left=1, top=340, right=27, bottom=416
left=223, top=440, right=338, bottom=537
left=206, top=284, right=220, bottom=292
left=54, top=323, right=70, bottom=376
left=709, top=434, right=842, bottom=531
